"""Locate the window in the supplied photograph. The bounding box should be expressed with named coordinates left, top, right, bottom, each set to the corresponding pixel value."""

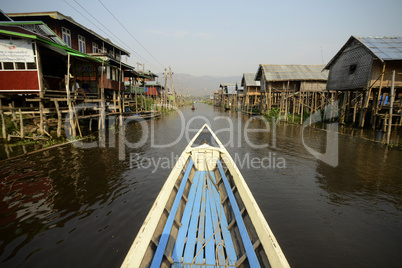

left=78, top=35, right=86, bottom=53
left=3, top=62, right=14, bottom=69
left=92, top=42, right=99, bottom=53
left=62, top=27, right=71, bottom=47
left=349, top=64, right=357, bottom=75
left=15, top=62, right=26, bottom=70
left=27, top=62, right=37, bottom=69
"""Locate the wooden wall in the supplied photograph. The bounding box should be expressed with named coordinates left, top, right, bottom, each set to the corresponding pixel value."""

left=326, top=39, right=374, bottom=91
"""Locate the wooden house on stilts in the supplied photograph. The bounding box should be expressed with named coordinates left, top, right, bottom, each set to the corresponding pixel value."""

left=255, top=64, right=328, bottom=121
left=324, top=36, right=402, bottom=129
left=0, top=10, right=139, bottom=140
left=241, top=73, right=261, bottom=115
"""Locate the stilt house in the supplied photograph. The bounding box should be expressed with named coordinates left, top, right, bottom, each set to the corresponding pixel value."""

left=241, top=73, right=261, bottom=114
left=324, top=36, right=402, bottom=127
left=255, top=64, right=328, bottom=115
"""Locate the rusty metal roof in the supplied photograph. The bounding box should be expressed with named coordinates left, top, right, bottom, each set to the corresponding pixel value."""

left=255, top=64, right=328, bottom=82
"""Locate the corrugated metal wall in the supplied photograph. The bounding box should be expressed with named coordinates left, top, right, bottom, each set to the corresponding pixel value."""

left=327, top=40, right=373, bottom=91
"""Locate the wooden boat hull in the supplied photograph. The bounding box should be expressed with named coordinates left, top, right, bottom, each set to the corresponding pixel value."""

left=121, top=124, right=289, bottom=267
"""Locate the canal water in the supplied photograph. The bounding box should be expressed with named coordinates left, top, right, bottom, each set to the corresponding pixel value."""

left=0, top=103, right=401, bottom=267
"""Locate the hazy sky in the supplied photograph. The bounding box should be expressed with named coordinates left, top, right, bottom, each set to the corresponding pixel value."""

left=3, top=0, right=402, bottom=76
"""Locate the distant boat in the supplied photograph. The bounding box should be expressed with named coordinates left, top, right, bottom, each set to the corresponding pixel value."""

left=121, top=124, right=289, bottom=268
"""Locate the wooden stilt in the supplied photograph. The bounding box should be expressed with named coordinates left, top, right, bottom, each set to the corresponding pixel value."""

left=300, top=92, right=304, bottom=124
left=352, top=92, right=358, bottom=125
left=0, top=99, right=6, bottom=139
left=54, top=100, right=62, bottom=138
left=19, top=109, right=24, bottom=139
left=39, top=100, right=44, bottom=135
left=65, top=54, right=76, bottom=138
left=386, top=70, right=395, bottom=144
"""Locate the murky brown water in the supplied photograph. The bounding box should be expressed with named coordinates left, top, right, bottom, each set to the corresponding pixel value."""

left=1, top=104, right=402, bottom=267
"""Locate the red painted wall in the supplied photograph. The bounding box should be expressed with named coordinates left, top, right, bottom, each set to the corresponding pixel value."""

left=0, top=71, right=40, bottom=91
left=145, top=86, right=161, bottom=96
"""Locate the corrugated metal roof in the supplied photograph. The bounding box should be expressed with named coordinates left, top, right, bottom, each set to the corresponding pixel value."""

left=0, top=21, right=66, bottom=46
left=220, top=83, right=235, bottom=88
left=242, top=73, right=260, bottom=87
left=325, top=36, right=402, bottom=70
left=8, top=11, right=131, bottom=56
left=226, top=85, right=236, bottom=94
left=257, top=64, right=328, bottom=82
left=356, top=36, right=402, bottom=61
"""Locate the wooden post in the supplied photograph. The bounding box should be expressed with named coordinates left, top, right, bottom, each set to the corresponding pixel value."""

left=19, top=109, right=24, bottom=139
left=54, top=100, right=62, bottom=138
left=118, top=52, right=122, bottom=114
left=359, top=86, right=370, bottom=127
left=113, top=91, right=117, bottom=113
left=386, top=70, right=395, bottom=144
left=300, top=92, right=304, bottom=124
left=99, top=61, right=106, bottom=147
left=66, top=54, right=76, bottom=138
left=0, top=99, right=6, bottom=139
left=352, top=92, right=358, bottom=125
left=340, top=92, right=347, bottom=124
left=345, top=91, right=351, bottom=124
left=285, top=81, right=289, bottom=121
left=38, top=100, right=45, bottom=136
left=372, top=63, right=386, bottom=129
left=169, top=66, right=175, bottom=107
left=292, top=93, right=295, bottom=122
left=8, top=103, right=19, bottom=131
left=259, top=90, right=263, bottom=114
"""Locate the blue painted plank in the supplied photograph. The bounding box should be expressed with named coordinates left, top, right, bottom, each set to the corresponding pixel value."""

left=195, top=172, right=207, bottom=264
left=208, top=171, right=237, bottom=266
left=150, top=159, right=194, bottom=268
left=204, top=181, right=215, bottom=265
left=172, top=171, right=201, bottom=262
left=183, top=171, right=205, bottom=263
left=217, top=160, right=261, bottom=268
left=206, top=176, right=225, bottom=265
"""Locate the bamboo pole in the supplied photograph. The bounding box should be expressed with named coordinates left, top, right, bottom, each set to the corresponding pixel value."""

left=66, top=53, right=76, bottom=138
left=99, top=61, right=106, bottom=147
left=0, top=99, right=6, bottom=139
left=119, top=52, right=122, bottom=114
left=386, top=70, right=395, bottom=144
left=352, top=92, right=358, bottom=125
left=54, top=100, right=61, bottom=137
left=37, top=100, right=44, bottom=135
left=373, top=63, right=386, bottom=129
left=19, top=109, right=24, bottom=139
